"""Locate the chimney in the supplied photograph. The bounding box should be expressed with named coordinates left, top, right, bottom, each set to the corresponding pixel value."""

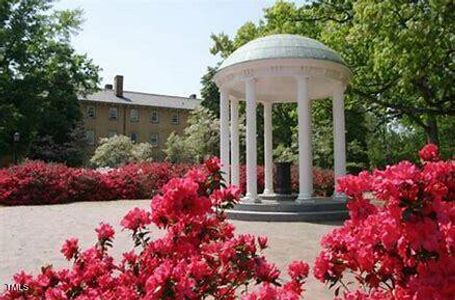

left=104, top=84, right=113, bottom=90
left=189, top=94, right=197, bottom=99
left=114, top=75, right=123, bottom=97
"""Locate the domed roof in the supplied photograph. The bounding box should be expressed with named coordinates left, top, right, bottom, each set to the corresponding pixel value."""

left=219, top=34, right=346, bottom=70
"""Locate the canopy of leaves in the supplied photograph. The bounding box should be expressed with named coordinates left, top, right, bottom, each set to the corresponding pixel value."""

left=0, top=0, right=100, bottom=163
left=164, top=106, right=225, bottom=163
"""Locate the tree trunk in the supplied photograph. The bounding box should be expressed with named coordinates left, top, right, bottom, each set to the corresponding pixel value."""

left=425, top=115, right=439, bottom=145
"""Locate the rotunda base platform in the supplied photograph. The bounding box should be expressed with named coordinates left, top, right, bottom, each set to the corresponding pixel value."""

left=226, top=196, right=348, bottom=222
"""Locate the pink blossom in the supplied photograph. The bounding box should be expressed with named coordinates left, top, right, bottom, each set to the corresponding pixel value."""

left=287, top=261, right=309, bottom=281
left=95, top=222, right=115, bottom=240
left=61, top=238, right=79, bottom=260
left=419, top=143, right=439, bottom=162
left=120, top=207, right=151, bottom=231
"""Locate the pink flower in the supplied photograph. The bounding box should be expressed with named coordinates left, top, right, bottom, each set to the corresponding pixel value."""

left=419, top=144, right=439, bottom=162
left=120, top=207, right=151, bottom=231
left=95, top=222, right=115, bottom=240
left=257, top=236, right=268, bottom=250
left=61, top=238, right=79, bottom=260
left=255, top=257, right=280, bottom=283
left=205, top=156, right=221, bottom=173
left=287, top=261, right=309, bottom=281
left=210, top=185, right=240, bottom=206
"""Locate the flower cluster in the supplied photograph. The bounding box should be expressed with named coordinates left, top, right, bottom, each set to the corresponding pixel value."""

left=1, top=157, right=308, bottom=299
left=314, top=144, right=454, bottom=299
left=0, top=161, right=191, bottom=205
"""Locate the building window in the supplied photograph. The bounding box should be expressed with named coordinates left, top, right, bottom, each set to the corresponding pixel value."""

left=171, top=111, right=179, bottom=125
left=109, top=107, right=118, bottom=120
left=86, top=130, right=95, bottom=145
left=130, top=108, right=139, bottom=122
left=149, top=133, right=159, bottom=146
left=86, top=105, right=96, bottom=118
left=150, top=110, right=159, bottom=123
left=130, top=132, right=138, bottom=143
left=108, top=130, right=117, bottom=138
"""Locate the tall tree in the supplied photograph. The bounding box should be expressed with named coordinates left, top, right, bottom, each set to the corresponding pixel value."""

left=0, top=0, right=100, bottom=163
left=312, top=0, right=454, bottom=144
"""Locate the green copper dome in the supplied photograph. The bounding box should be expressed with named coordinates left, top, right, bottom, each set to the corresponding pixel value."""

left=219, top=34, right=346, bottom=70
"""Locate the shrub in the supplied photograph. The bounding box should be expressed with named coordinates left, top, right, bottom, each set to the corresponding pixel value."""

left=1, top=158, right=309, bottom=299
left=0, top=161, right=335, bottom=206
left=314, top=144, right=455, bottom=299
left=90, top=135, right=135, bottom=168
left=90, top=135, right=158, bottom=168
left=131, top=142, right=155, bottom=162
left=0, top=161, right=192, bottom=205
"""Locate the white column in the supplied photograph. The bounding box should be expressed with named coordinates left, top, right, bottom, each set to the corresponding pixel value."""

left=262, top=102, right=273, bottom=195
left=333, top=83, right=347, bottom=199
left=245, top=78, right=259, bottom=203
left=219, top=88, right=230, bottom=185
left=296, top=76, right=313, bottom=202
left=230, top=98, right=240, bottom=187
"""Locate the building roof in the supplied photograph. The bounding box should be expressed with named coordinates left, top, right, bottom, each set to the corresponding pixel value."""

left=79, top=89, right=201, bottom=110
left=219, top=34, right=347, bottom=71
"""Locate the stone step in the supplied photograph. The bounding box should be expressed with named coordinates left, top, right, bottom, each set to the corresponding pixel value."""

left=226, top=209, right=349, bottom=222
left=233, top=201, right=347, bottom=213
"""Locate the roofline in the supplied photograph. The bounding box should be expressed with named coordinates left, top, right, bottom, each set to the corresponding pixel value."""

left=214, top=57, right=352, bottom=85
left=78, top=98, right=199, bottom=110
left=78, top=89, right=202, bottom=102
left=218, top=55, right=347, bottom=73
left=122, top=90, right=202, bottom=101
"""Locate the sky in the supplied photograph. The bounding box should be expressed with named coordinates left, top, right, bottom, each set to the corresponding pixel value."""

left=55, top=0, right=305, bottom=98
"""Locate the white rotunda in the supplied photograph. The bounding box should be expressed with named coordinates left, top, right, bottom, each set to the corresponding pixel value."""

left=213, top=34, right=352, bottom=204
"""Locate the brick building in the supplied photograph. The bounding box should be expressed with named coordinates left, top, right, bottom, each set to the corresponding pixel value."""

left=79, top=75, right=200, bottom=159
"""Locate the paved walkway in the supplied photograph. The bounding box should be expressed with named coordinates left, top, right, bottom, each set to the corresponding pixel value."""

left=0, top=200, right=341, bottom=299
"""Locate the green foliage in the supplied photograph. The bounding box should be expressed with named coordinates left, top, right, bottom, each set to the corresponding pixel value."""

left=316, top=0, right=454, bottom=144
left=28, top=122, right=88, bottom=167
left=90, top=135, right=135, bottom=168
left=90, top=135, right=156, bottom=168
left=131, top=143, right=154, bottom=163
left=163, top=132, right=192, bottom=164
left=200, top=65, right=220, bottom=117
left=0, top=0, right=100, bottom=162
left=164, top=106, right=222, bottom=163
left=273, top=144, right=296, bottom=163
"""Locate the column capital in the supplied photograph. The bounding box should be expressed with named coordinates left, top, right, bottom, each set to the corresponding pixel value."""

left=244, top=77, right=258, bottom=85
left=219, top=86, right=230, bottom=94
left=295, top=74, right=310, bottom=82
left=261, top=101, right=273, bottom=108
left=230, top=98, right=239, bottom=104
left=333, top=81, right=347, bottom=94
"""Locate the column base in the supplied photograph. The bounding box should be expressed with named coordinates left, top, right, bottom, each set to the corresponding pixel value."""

left=296, top=194, right=315, bottom=204
left=242, top=194, right=261, bottom=204
left=262, top=189, right=274, bottom=196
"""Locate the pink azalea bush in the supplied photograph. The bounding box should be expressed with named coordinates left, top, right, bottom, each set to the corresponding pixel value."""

left=314, top=144, right=455, bottom=299
left=1, top=158, right=309, bottom=299
left=0, top=162, right=334, bottom=206
left=0, top=162, right=191, bottom=205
